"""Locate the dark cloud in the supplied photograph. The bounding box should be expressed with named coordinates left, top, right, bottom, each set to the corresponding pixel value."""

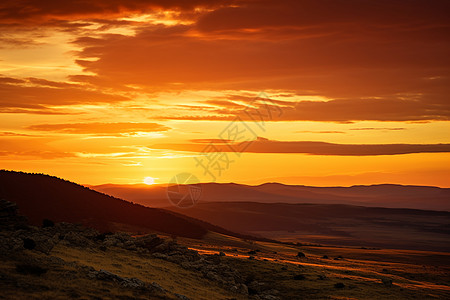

left=152, top=137, right=450, bottom=156
left=350, top=127, right=406, bottom=131
left=189, top=138, right=233, bottom=144
left=0, top=0, right=231, bottom=24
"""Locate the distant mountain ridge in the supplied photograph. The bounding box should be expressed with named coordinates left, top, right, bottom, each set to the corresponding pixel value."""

left=91, top=182, right=450, bottom=211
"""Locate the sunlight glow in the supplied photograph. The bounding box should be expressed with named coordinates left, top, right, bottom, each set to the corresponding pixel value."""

left=143, top=176, right=155, bottom=185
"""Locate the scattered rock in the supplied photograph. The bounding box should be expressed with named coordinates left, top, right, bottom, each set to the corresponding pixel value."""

left=297, top=252, right=306, bottom=258
left=175, top=293, right=190, bottom=300
left=334, top=282, right=345, bottom=289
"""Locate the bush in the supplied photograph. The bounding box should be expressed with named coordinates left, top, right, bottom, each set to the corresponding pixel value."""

left=23, top=238, right=36, bottom=250
left=42, top=219, right=55, bottom=228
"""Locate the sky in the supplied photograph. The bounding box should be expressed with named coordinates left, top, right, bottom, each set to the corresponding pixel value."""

left=0, top=0, right=449, bottom=186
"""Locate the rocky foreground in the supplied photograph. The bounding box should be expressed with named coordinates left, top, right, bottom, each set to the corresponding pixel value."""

left=0, top=199, right=274, bottom=299
left=2, top=199, right=450, bottom=300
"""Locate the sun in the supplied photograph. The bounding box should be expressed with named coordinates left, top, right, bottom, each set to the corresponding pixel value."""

left=143, top=177, right=155, bottom=185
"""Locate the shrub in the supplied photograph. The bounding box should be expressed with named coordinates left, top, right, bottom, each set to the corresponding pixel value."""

left=23, top=238, right=36, bottom=250
left=42, top=218, right=55, bottom=228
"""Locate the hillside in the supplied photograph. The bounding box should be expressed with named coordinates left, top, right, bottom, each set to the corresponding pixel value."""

left=0, top=170, right=222, bottom=239
left=167, top=202, right=450, bottom=252
left=91, top=182, right=450, bottom=211
left=2, top=198, right=450, bottom=300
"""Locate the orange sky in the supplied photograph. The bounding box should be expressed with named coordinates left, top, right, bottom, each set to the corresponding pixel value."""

left=0, top=0, right=449, bottom=186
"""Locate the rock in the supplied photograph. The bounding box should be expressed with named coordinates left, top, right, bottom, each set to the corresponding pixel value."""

left=63, top=231, right=92, bottom=248
left=260, top=294, right=280, bottom=300
left=0, top=199, right=28, bottom=229
left=89, top=268, right=166, bottom=293
left=150, top=282, right=166, bottom=293
left=95, top=269, right=121, bottom=281
left=297, top=252, right=306, bottom=258
left=123, top=240, right=137, bottom=251
left=322, top=255, right=329, bottom=259
left=219, top=251, right=226, bottom=256
left=166, top=254, right=185, bottom=264
left=120, top=277, right=146, bottom=289
left=175, top=293, right=190, bottom=300
left=47, top=256, right=66, bottom=266
left=135, top=234, right=163, bottom=251
left=248, top=281, right=266, bottom=294
left=238, top=283, right=249, bottom=295
left=26, top=232, right=59, bottom=254
left=317, top=274, right=327, bottom=280
left=248, top=250, right=257, bottom=255
left=208, top=254, right=221, bottom=265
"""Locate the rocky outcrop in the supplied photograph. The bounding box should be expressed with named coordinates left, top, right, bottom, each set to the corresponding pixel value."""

left=0, top=199, right=27, bottom=229
left=87, top=268, right=166, bottom=293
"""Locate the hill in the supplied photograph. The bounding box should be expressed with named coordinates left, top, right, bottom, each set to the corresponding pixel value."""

left=167, top=202, right=450, bottom=252
left=91, top=182, right=450, bottom=211
left=0, top=170, right=235, bottom=239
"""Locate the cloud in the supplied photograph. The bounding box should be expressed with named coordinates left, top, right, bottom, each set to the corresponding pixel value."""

left=27, top=122, right=170, bottom=136
left=295, top=131, right=345, bottom=134
left=0, top=0, right=231, bottom=26
left=0, top=131, right=36, bottom=137
left=0, top=76, right=129, bottom=113
left=151, top=137, right=450, bottom=156
left=155, top=96, right=450, bottom=122
left=0, top=150, right=75, bottom=159
left=62, top=0, right=450, bottom=122
left=1, top=1, right=449, bottom=123
left=189, top=138, right=233, bottom=144
left=349, top=127, right=406, bottom=131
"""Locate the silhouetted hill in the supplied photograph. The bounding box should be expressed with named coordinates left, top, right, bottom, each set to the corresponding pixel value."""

left=0, top=170, right=234, bottom=239
left=91, top=182, right=450, bottom=211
